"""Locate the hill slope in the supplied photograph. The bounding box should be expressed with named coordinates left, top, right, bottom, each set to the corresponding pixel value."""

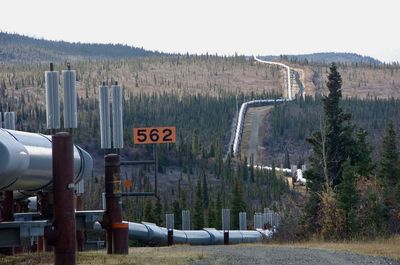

left=0, top=32, right=162, bottom=63
left=259, top=52, right=381, bottom=65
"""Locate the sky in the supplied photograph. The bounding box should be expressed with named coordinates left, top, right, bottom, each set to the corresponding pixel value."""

left=1, top=0, right=399, bottom=62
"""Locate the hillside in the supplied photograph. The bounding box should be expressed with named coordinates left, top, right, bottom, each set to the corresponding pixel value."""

left=260, top=52, right=382, bottom=65
left=0, top=32, right=162, bottom=63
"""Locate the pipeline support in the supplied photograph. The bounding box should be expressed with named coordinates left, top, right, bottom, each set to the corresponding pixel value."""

left=102, top=154, right=128, bottom=254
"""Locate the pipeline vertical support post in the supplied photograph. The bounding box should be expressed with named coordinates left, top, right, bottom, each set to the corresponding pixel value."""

left=37, top=192, right=54, bottom=252
left=166, top=214, right=174, bottom=246
left=104, top=154, right=128, bottom=254
left=0, top=191, right=14, bottom=255
left=222, top=209, right=230, bottom=245
left=1, top=191, right=13, bottom=221
left=47, top=132, right=76, bottom=265
left=75, top=195, right=84, bottom=251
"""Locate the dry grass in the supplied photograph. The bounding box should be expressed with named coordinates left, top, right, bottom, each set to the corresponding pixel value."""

left=0, top=246, right=205, bottom=265
left=266, top=236, right=400, bottom=260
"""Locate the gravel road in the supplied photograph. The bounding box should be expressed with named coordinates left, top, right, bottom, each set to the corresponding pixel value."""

left=241, top=106, right=271, bottom=164
left=184, top=245, right=400, bottom=265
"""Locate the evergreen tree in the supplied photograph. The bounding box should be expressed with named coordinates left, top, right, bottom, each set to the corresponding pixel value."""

left=231, top=177, right=246, bottom=229
left=153, top=197, right=163, bottom=225
left=321, top=63, right=354, bottom=186
left=208, top=200, right=216, bottom=228
left=352, top=129, right=374, bottom=176
left=193, top=177, right=204, bottom=229
left=378, top=121, right=400, bottom=186
left=249, top=154, right=255, bottom=183
left=172, top=200, right=182, bottom=229
left=144, top=198, right=154, bottom=223
left=335, top=160, right=359, bottom=237
left=215, top=191, right=223, bottom=229
left=305, top=63, right=355, bottom=233
left=283, top=147, right=290, bottom=169
left=202, top=173, right=209, bottom=209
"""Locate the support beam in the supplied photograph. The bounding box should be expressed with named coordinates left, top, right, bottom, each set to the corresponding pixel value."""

left=102, top=154, right=128, bottom=254
left=44, top=132, right=76, bottom=265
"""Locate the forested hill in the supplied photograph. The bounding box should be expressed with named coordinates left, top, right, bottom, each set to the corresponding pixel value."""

left=0, top=32, right=163, bottom=63
left=259, top=52, right=382, bottom=65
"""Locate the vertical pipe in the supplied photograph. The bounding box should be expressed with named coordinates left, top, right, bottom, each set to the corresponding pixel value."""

left=4, top=112, right=15, bottom=130
left=104, top=154, right=128, bottom=254
left=0, top=191, right=14, bottom=255
left=75, top=195, right=84, bottom=251
left=37, top=192, right=54, bottom=252
left=111, top=82, right=123, bottom=149
left=166, top=214, right=174, bottom=246
left=51, top=133, right=76, bottom=265
left=222, top=209, right=230, bottom=245
left=168, top=230, right=173, bottom=246
left=62, top=66, right=77, bottom=129
left=45, top=63, right=60, bottom=130
left=154, top=145, right=158, bottom=195
left=0, top=191, right=13, bottom=221
left=99, top=83, right=111, bottom=149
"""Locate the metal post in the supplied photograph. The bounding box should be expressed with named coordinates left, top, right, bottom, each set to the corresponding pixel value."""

left=0, top=191, right=14, bottom=255
left=166, top=214, right=174, bottom=246
left=0, top=191, right=13, bottom=221
left=75, top=195, right=84, bottom=251
left=37, top=192, right=54, bottom=252
left=222, top=209, right=230, bottom=245
left=182, top=210, right=191, bottom=230
left=44, top=133, right=76, bottom=265
left=239, top=212, right=247, bottom=230
left=103, top=154, right=128, bottom=254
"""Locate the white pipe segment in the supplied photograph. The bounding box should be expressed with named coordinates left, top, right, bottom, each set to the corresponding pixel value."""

left=94, top=221, right=271, bottom=245
left=231, top=57, right=299, bottom=174
left=253, top=56, right=292, bottom=100
left=232, top=99, right=287, bottom=156
left=0, top=129, right=93, bottom=192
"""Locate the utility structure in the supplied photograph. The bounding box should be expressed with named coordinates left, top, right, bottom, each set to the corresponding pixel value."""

left=43, top=62, right=78, bottom=265
left=222, top=209, right=230, bottom=245
left=99, top=82, right=128, bottom=255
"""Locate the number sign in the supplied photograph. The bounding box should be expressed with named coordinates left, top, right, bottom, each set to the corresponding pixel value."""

left=133, top=127, right=176, bottom=144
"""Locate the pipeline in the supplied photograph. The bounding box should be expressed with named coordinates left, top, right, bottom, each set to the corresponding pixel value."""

left=232, top=98, right=287, bottom=156
left=95, top=221, right=273, bottom=245
left=0, top=129, right=93, bottom=196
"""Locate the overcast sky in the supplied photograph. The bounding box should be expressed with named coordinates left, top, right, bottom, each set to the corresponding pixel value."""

left=1, top=0, right=399, bottom=62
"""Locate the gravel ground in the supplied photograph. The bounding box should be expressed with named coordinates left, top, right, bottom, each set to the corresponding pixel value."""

left=183, top=245, right=400, bottom=265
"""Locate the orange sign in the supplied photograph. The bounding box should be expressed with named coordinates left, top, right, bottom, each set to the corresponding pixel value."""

left=133, top=127, right=176, bottom=144
left=123, top=179, right=133, bottom=189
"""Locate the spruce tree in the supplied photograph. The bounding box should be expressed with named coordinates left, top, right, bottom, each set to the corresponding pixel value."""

left=208, top=200, right=216, bottom=228
left=193, top=177, right=204, bottom=229
left=322, top=63, right=354, bottom=186
left=215, top=191, right=222, bottom=229
left=335, top=160, right=359, bottom=237
left=144, top=198, right=154, bottom=223
left=379, top=121, right=400, bottom=186
left=153, top=197, right=163, bottom=225
left=202, top=173, right=209, bottom=209
left=172, top=200, right=182, bottom=229
left=352, top=129, right=374, bottom=176
left=305, top=63, right=355, bottom=233
left=231, top=177, right=246, bottom=229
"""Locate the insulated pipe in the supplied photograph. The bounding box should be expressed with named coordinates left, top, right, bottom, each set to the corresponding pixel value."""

left=254, top=57, right=292, bottom=100
left=232, top=99, right=287, bottom=156
left=0, top=129, right=93, bottom=192
left=95, top=222, right=269, bottom=245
